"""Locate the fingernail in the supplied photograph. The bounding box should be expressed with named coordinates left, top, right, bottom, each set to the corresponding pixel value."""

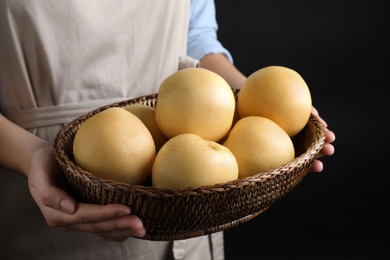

left=60, top=199, right=74, bottom=214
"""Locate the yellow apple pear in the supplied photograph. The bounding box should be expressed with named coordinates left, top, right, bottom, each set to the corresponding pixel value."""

left=223, top=116, right=295, bottom=178
left=152, top=133, right=239, bottom=188
left=155, top=68, right=236, bottom=142
left=125, top=104, right=168, bottom=152
left=237, top=66, right=312, bottom=137
left=73, top=107, right=156, bottom=185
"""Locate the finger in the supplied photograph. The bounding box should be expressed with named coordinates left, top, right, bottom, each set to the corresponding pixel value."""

left=96, top=226, right=146, bottom=242
left=42, top=187, right=77, bottom=214
left=36, top=202, right=132, bottom=229
left=54, top=203, right=131, bottom=226
left=316, top=143, right=335, bottom=159
left=325, top=130, right=336, bottom=144
left=311, top=107, right=328, bottom=128
left=310, top=159, right=323, bottom=172
left=322, top=142, right=335, bottom=156
left=314, top=130, right=335, bottom=160
left=311, top=106, right=319, bottom=116
left=63, top=214, right=145, bottom=237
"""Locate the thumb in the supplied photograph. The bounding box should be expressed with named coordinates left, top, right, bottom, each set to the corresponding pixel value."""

left=38, top=185, right=78, bottom=214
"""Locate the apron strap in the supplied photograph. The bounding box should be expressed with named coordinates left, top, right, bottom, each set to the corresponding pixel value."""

left=4, top=55, right=199, bottom=130
left=3, top=98, right=126, bottom=129
left=179, top=55, right=199, bottom=69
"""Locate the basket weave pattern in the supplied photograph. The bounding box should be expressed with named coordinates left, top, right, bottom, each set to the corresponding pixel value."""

left=54, top=90, right=325, bottom=241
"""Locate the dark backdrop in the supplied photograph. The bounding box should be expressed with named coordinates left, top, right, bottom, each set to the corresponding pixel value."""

left=214, top=0, right=389, bottom=259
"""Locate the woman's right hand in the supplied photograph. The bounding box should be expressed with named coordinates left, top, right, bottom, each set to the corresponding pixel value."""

left=27, top=144, right=146, bottom=242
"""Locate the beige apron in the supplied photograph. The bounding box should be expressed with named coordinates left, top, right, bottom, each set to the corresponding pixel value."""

left=0, top=0, right=224, bottom=259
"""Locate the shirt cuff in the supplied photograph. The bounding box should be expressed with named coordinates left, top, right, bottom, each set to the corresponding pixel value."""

left=187, top=31, right=234, bottom=64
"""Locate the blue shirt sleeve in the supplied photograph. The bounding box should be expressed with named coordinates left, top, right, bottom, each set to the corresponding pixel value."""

left=188, top=0, right=234, bottom=63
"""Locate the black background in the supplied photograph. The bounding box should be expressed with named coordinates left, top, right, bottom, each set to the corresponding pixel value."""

left=214, top=0, right=389, bottom=259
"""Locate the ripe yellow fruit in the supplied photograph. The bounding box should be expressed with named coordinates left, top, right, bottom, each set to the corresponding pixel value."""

left=152, top=133, right=239, bottom=188
left=125, top=104, right=168, bottom=152
left=237, top=66, right=312, bottom=137
left=223, top=116, right=295, bottom=178
left=73, top=107, right=156, bottom=185
left=155, top=68, right=236, bottom=142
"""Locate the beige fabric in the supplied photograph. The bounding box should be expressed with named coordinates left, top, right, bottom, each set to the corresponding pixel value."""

left=0, top=0, right=190, bottom=140
left=0, top=0, right=224, bottom=259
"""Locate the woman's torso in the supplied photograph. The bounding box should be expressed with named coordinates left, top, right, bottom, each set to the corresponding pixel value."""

left=0, top=0, right=223, bottom=259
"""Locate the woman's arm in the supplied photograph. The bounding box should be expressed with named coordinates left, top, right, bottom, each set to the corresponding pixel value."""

left=0, top=114, right=145, bottom=241
left=0, top=114, right=48, bottom=175
left=200, top=53, right=247, bottom=89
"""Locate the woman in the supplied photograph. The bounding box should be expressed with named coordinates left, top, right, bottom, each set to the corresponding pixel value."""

left=0, top=0, right=335, bottom=259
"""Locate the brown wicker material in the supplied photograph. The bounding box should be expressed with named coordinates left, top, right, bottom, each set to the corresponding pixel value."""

left=53, top=89, right=325, bottom=241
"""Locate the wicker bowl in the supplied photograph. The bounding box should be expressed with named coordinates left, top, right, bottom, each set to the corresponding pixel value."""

left=53, top=89, right=325, bottom=241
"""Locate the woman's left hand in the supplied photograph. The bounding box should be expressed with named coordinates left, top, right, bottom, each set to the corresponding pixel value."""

left=310, top=106, right=336, bottom=172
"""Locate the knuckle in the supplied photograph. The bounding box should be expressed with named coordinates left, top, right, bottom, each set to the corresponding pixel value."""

left=88, top=222, right=100, bottom=233
left=76, top=213, right=91, bottom=224
left=40, top=187, right=58, bottom=209
left=40, top=190, right=51, bottom=207
left=45, top=217, right=62, bottom=228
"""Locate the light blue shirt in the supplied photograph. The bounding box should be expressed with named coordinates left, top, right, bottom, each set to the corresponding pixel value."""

left=188, top=0, right=233, bottom=63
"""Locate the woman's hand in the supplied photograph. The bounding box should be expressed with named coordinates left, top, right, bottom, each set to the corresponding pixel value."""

left=27, top=144, right=146, bottom=242
left=310, top=106, right=336, bottom=172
